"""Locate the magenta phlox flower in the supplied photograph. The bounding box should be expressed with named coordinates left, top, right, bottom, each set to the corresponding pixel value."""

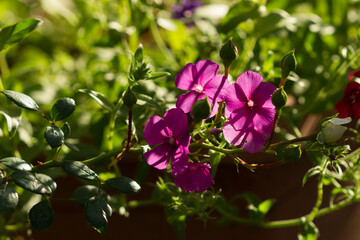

left=223, top=71, right=277, bottom=153
left=175, top=60, right=229, bottom=118
left=143, top=108, right=191, bottom=173
left=174, top=162, right=213, bottom=193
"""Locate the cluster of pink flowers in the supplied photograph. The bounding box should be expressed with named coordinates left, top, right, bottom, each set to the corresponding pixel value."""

left=143, top=60, right=277, bottom=193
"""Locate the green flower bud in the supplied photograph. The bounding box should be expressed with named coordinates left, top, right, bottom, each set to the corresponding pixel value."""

left=281, top=49, right=297, bottom=79
left=123, top=88, right=137, bottom=108
left=192, top=96, right=211, bottom=123
left=320, top=117, right=351, bottom=144
left=134, top=43, right=143, bottom=63
left=271, top=87, right=287, bottom=110
left=220, top=39, right=238, bottom=68
left=282, top=144, right=302, bottom=163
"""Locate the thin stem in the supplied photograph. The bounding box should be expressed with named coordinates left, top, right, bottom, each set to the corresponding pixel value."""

left=266, top=110, right=280, bottom=148
left=0, top=53, right=10, bottom=79
left=269, top=134, right=316, bottom=149
left=126, top=109, right=133, bottom=152
left=189, top=142, right=243, bottom=155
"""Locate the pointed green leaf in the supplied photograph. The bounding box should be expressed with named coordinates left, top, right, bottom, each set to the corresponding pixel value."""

left=302, top=166, right=322, bottom=186
left=0, top=185, right=19, bottom=211
left=1, top=90, right=40, bottom=111
left=258, top=199, right=275, bottom=216
left=78, top=89, right=114, bottom=112
left=72, top=185, right=104, bottom=206
left=136, top=93, right=164, bottom=114
left=105, top=177, right=141, bottom=194
left=0, top=19, right=41, bottom=52
left=51, top=98, right=75, bottom=121
left=0, top=157, right=32, bottom=171
left=85, top=196, right=112, bottom=233
left=29, top=200, right=54, bottom=230
left=12, top=170, right=52, bottom=195
left=0, top=106, right=22, bottom=137
left=35, top=173, right=57, bottom=194
left=44, top=125, right=64, bottom=149
left=62, top=122, right=71, bottom=138
left=146, top=72, right=170, bottom=80
left=62, top=161, right=98, bottom=181
left=254, top=10, right=290, bottom=37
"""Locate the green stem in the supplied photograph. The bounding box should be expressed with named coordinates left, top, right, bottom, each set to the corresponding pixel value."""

left=189, top=142, right=243, bottom=154
left=269, top=134, right=316, bottom=149
left=127, top=199, right=161, bottom=208
left=4, top=223, right=27, bottom=232
left=0, top=53, right=9, bottom=79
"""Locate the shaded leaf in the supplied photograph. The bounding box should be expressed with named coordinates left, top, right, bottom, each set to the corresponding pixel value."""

left=72, top=185, right=104, bottom=206
left=62, top=161, right=98, bottom=181
left=105, top=177, right=141, bottom=194
left=51, top=98, right=75, bottom=121
left=62, top=122, right=71, bottom=138
left=0, top=19, right=41, bottom=52
left=44, top=125, right=64, bottom=149
left=0, top=185, right=18, bottom=211
left=35, top=173, right=57, bottom=194
left=1, top=90, right=40, bottom=111
left=29, top=200, right=54, bottom=230
left=85, top=196, right=112, bottom=233
left=12, top=170, right=51, bottom=195
left=146, top=72, right=170, bottom=80
left=0, top=157, right=32, bottom=171
left=78, top=89, right=114, bottom=112
left=254, top=10, right=291, bottom=37
left=136, top=93, right=164, bottom=114
left=0, top=106, right=22, bottom=137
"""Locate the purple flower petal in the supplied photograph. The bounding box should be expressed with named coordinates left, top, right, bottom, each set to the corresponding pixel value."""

left=144, top=143, right=171, bottom=170
left=252, top=82, right=277, bottom=108
left=176, top=91, right=206, bottom=113
left=164, top=108, right=190, bottom=141
left=240, top=130, right=266, bottom=153
left=171, top=145, right=189, bottom=175
left=143, top=115, right=168, bottom=145
left=194, top=60, right=219, bottom=86
left=224, top=83, right=247, bottom=112
left=236, top=71, right=263, bottom=100
left=174, top=162, right=213, bottom=193
left=203, top=75, right=229, bottom=102
left=253, top=108, right=276, bottom=134
left=228, top=108, right=255, bottom=131
left=175, top=63, right=196, bottom=90
left=223, top=122, right=247, bottom=146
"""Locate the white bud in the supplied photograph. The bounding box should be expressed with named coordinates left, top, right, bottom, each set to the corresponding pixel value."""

left=321, top=117, right=351, bottom=144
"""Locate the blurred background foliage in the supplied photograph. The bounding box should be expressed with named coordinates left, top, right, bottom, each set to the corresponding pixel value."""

left=0, top=0, right=359, bottom=235
left=0, top=0, right=359, bottom=158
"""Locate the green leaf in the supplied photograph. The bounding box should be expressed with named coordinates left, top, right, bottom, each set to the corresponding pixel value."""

left=0, top=185, right=19, bottom=211
left=136, top=93, right=164, bottom=114
left=29, top=200, right=54, bottom=230
left=1, top=90, right=40, bottom=111
left=0, top=19, right=41, bottom=52
left=105, top=176, right=141, bottom=194
left=219, top=0, right=262, bottom=33
left=72, top=185, right=104, bottom=206
left=258, top=199, right=275, bottom=216
left=146, top=72, right=171, bottom=80
left=12, top=170, right=52, bottom=195
left=0, top=106, right=22, bottom=137
left=35, top=173, right=57, bottom=194
left=51, top=98, right=75, bottom=121
left=0, top=157, right=32, bottom=171
left=298, top=218, right=319, bottom=240
left=85, top=196, right=112, bottom=233
left=44, top=125, right=65, bottom=149
left=78, top=89, right=114, bottom=112
left=134, top=43, right=143, bottom=63
left=254, top=10, right=290, bottom=37
left=62, top=122, right=71, bottom=138
left=62, top=161, right=98, bottom=181
left=302, top=166, right=322, bottom=186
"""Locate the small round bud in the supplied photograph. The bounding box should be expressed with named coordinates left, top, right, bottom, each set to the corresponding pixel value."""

left=220, top=39, right=238, bottom=68
left=192, top=96, right=211, bottom=122
left=283, top=144, right=302, bottom=163
left=271, top=87, right=287, bottom=110
left=320, top=117, right=350, bottom=144
left=281, top=49, right=297, bottom=79
left=123, top=88, right=137, bottom=108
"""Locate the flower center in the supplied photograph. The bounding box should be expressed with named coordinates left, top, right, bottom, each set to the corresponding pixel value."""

left=195, top=85, right=203, bottom=93
left=247, top=99, right=254, bottom=108
left=169, top=137, right=176, bottom=145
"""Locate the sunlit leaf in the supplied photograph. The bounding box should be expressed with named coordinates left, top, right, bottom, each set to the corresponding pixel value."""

left=1, top=90, right=40, bottom=111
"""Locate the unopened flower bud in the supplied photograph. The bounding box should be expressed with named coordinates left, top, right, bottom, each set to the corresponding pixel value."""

left=281, top=49, right=297, bottom=79
left=271, top=87, right=287, bottom=110
left=320, top=117, right=351, bottom=144
left=283, top=144, right=302, bottom=163
left=220, top=39, right=238, bottom=68
left=123, top=88, right=137, bottom=108
left=192, top=96, right=211, bottom=122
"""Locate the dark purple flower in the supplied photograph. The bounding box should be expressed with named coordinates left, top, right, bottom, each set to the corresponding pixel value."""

left=348, top=67, right=360, bottom=80
left=174, top=162, right=213, bottom=193
left=223, top=71, right=277, bottom=153
left=143, top=108, right=191, bottom=174
left=335, top=81, right=360, bottom=119
left=175, top=60, right=229, bottom=118
left=172, top=0, right=203, bottom=20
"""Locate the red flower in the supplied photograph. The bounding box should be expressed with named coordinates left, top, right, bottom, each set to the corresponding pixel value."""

left=335, top=81, right=360, bottom=119
left=348, top=68, right=360, bottom=80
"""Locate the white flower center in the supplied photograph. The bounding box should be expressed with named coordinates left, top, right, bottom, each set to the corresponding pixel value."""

left=247, top=99, right=254, bottom=108
left=195, top=85, right=203, bottom=93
